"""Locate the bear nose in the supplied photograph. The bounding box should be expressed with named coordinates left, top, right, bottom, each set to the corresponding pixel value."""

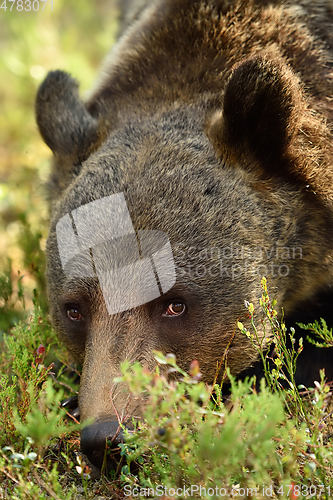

left=80, top=421, right=125, bottom=472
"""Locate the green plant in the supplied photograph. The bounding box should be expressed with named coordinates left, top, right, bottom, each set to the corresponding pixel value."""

left=0, top=306, right=84, bottom=499
left=298, top=318, right=333, bottom=349
left=0, top=258, right=26, bottom=338
left=238, top=277, right=307, bottom=423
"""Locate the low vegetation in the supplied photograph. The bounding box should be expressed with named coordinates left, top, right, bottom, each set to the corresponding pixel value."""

left=1, top=268, right=333, bottom=499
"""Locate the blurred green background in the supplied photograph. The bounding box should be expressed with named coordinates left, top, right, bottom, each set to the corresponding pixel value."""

left=0, top=0, right=118, bottom=329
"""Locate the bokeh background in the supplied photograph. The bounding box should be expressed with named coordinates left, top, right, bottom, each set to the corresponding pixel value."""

left=0, top=0, right=118, bottom=333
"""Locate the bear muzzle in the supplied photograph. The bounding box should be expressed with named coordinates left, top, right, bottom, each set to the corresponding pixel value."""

left=62, top=396, right=133, bottom=473
left=80, top=420, right=126, bottom=472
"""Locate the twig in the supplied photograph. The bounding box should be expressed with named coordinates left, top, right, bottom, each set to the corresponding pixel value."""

left=32, top=468, right=62, bottom=500
left=48, top=372, right=79, bottom=395
left=1, top=469, right=19, bottom=485
left=300, top=451, right=332, bottom=471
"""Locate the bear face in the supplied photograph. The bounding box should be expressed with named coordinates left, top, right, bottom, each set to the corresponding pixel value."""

left=36, top=0, right=333, bottom=472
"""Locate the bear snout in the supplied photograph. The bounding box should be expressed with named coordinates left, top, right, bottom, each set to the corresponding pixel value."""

left=80, top=420, right=127, bottom=472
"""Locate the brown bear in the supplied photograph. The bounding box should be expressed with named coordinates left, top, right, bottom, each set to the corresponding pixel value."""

left=36, top=0, right=333, bottom=472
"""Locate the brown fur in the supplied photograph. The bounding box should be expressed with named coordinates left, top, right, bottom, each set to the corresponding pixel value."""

left=36, top=0, right=333, bottom=470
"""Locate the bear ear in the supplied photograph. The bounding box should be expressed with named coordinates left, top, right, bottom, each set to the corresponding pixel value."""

left=36, top=70, right=99, bottom=166
left=208, top=54, right=304, bottom=169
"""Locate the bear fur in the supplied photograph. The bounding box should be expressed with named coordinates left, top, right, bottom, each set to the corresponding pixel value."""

left=36, top=0, right=333, bottom=470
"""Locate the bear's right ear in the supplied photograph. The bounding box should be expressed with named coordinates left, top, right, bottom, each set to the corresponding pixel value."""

left=36, top=70, right=99, bottom=167
left=207, top=54, right=304, bottom=171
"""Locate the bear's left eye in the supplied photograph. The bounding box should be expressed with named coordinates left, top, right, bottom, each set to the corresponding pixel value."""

left=163, top=302, right=186, bottom=317
left=67, top=307, right=83, bottom=321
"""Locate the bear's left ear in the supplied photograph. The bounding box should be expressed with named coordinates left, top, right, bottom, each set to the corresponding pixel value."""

left=207, top=54, right=304, bottom=169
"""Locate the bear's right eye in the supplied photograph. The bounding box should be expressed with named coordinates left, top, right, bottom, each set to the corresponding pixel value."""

left=67, top=307, right=83, bottom=321
left=163, top=302, right=186, bottom=317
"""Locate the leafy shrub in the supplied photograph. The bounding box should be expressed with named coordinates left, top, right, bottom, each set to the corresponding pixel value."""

left=115, top=279, right=333, bottom=499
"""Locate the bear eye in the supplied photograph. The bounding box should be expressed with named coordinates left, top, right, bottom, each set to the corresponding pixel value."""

left=164, top=302, right=186, bottom=317
left=67, top=307, right=83, bottom=321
